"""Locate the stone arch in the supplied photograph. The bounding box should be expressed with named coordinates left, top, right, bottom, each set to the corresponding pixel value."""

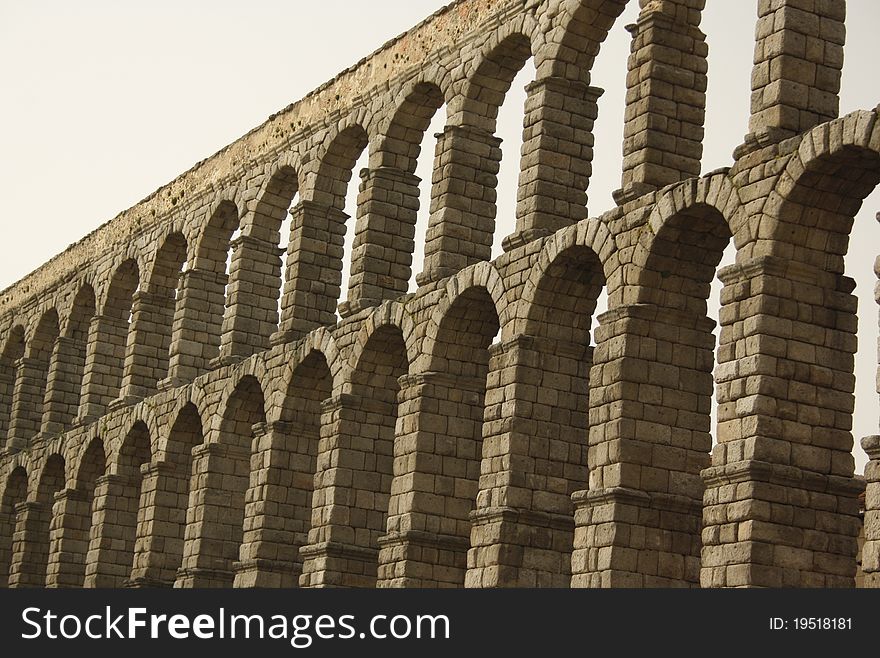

left=308, top=318, right=409, bottom=588
left=238, top=348, right=333, bottom=588
left=45, top=283, right=97, bottom=433
left=348, top=302, right=419, bottom=377
left=5, top=309, right=60, bottom=450
left=184, top=379, right=215, bottom=437
left=277, top=123, right=369, bottom=339
left=10, top=453, right=64, bottom=587
left=83, top=420, right=152, bottom=587
left=352, top=321, right=408, bottom=562
left=177, top=374, right=265, bottom=587
left=346, top=82, right=447, bottom=307
left=535, top=0, right=630, bottom=80
left=165, top=198, right=241, bottom=382
left=636, top=194, right=734, bottom=315
left=713, top=110, right=880, bottom=513
left=78, top=259, right=139, bottom=419
left=634, top=195, right=732, bottom=466
left=121, top=231, right=188, bottom=399
left=38, top=436, right=105, bottom=588
left=29, top=306, right=60, bottom=382
left=419, top=27, right=539, bottom=284
left=73, top=437, right=107, bottom=499
left=40, top=436, right=105, bottom=588
left=578, top=183, right=734, bottom=588
left=194, top=198, right=242, bottom=273
left=148, top=233, right=188, bottom=293
left=215, top=361, right=271, bottom=437
left=130, top=401, right=203, bottom=587
left=459, top=27, right=536, bottom=132
left=220, top=161, right=302, bottom=360
left=219, top=374, right=268, bottom=449
left=252, top=161, right=302, bottom=237
left=279, top=349, right=333, bottom=425
left=380, top=272, right=501, bottom=586
left=28, top=307, right=60, bottom=346
left=116, top=403, right=162, bottom=467
left=764, top=110, right=880, bottom=274
left=64, top=284, right=96, bottom=342
left=101, top=258, right=140, bottom=319
left=518, top=221, right=614, bottom=341
left=631, top=173, right=744, bottom=270
left=273, top=328, right=344, bottom=412
left=469, top=223, right=611, bottom=587
left=374, top=81, right=446, bottom=174
left=36, top=453, right=66, bottom=503
left=0, top=325, right=25, bottom=447
left=374, top=66, right=452, bottom=141
left=421, top=262, right=509, bottom=368
left=163, top=401, right=204, bottom=472
left=0, top=465, right=27, bottom=587
left=309, top=123, right=370, bottom=211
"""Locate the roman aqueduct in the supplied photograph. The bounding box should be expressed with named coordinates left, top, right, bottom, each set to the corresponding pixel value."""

left=1, top=0, right=878, bottom=588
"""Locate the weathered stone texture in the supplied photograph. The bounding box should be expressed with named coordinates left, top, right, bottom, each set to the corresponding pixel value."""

left=0, top=0, right=877, bottom=589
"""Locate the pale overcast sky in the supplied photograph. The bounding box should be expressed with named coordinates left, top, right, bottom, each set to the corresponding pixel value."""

left=0, top=1, right=877, bottom=470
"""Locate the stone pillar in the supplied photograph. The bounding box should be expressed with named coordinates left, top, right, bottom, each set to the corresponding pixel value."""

left=504, top=79, right=603, bottom=250
left=741, top=0, right=845, bottom=152
left=5, top=357, right=47, bottom=451
left=162, top=268, right=227, bottom=389
left=613, top=0, right=707, bottom=204
left=0, top=506, right=13, bottom=587
left=272, top=201, right=349, bottom=345
left=83, top=473, right=141, bottom=587
left=701, top=256, right=862, bottom=587
left=8, top=501, right=51, bottom=587
left=417, top=125, right=502, bottom=286
left=77, top=314, right=130, bottom=423
left=45, top=488, right=92, bottom=588
left=0, top=370, right=15, bottom=444
left=863, top=435, right=880, bottom=587
left=234, top=420, right=316, bottom=588
left=118, top=290, right=175, bottom=403
left=300, top=393, right=385, bottom=588
left=341, top=166, right=421, bottom=317
left=218, top=234, right=284, bottom=364
left=175, top=442, right=250, bottom=588
left=40, top=336, right=85, bottom=437
left=378, top=373, right=487, bottom=588
left=466, top=335, right=590, bottom=587
left=571, top=304, right=713, bottom=587
left=128, top=460, right=186, bottom=587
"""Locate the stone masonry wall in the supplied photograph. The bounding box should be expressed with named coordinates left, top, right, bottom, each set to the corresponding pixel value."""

left=0, top=0, right=878, bottom=588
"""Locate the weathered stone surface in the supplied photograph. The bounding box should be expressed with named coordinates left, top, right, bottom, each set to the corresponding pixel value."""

left=0, top=0, right=877, bottom=589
